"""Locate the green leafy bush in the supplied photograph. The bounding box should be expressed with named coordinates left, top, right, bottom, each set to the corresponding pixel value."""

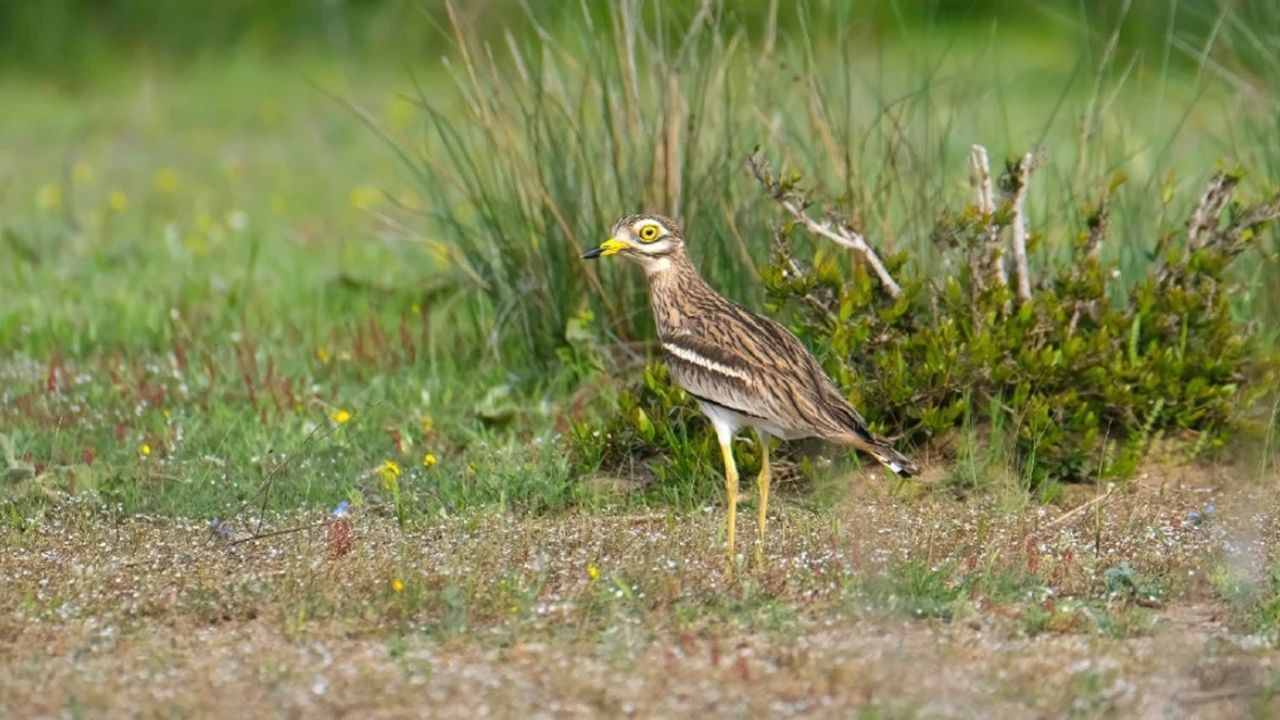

left=578, top=163, right=1280, bottom=486
left=768, top=168, right=1278, bottom=482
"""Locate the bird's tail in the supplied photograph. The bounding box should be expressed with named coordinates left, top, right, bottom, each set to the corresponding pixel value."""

left=864, top=439, right=919, bottom=478
left=837, top=432, right=919, bottom=478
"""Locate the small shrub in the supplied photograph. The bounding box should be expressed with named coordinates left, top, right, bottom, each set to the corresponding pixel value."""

left=577, top=163, right=1279, bottom=488
left=756, top=167, right=1279, bottom=483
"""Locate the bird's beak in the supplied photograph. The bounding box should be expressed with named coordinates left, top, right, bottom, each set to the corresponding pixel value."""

left=582, top=237, right=629, bottom=260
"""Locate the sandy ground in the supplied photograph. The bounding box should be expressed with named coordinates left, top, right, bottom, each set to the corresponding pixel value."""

left=4, top=604, right=1274, bottom=718
left=2, top=465, right=1277, bottom=718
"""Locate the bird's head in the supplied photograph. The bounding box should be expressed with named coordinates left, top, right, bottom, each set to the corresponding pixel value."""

left=582, top=213, right=685, bottom=273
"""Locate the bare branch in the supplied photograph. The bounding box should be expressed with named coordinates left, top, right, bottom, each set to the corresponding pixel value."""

left=1009, top=151, right=1034, bottom=302
left=1042, top=483, right=1116, bottom=530
left=747, top=152, right=903, bottom=298
left=769, top=228, right=839, bottom=325
left=1085, top=196, right=1111, bottom=259
left=969, top=145, right=1006, bottom=288
left=970, top=145, right=995, bottom=216
left=1187, top=172, right=1237, bottom=250
left=1224, top=192, right=1280, bottom=249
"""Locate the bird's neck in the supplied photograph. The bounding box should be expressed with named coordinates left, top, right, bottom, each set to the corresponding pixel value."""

left=645, top=248, right=702, bottom=286
left=646, top=249, right=709, bottom=336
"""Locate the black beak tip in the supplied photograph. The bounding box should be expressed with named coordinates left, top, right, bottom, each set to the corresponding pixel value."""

left=581, top=247, right=603, bottom=260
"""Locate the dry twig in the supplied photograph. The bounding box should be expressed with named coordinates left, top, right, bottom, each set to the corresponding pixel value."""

left=969, top=145, right=1005, bottom=288
left=1187, top=172, right=1237, bottom=250
left=1224, top=192, right=1280, bottom=248
left=1009, top=152, right=1035, bottom=302
left=1043, top=483, right=1117, bottom=530
left=1085, top=194, right=1111, bottom=259
left=747, top=152, right=903, bottom=298
left=1160, top=173, right=1280, bottom=284
left=1175, top=685, right=1259, bottom=705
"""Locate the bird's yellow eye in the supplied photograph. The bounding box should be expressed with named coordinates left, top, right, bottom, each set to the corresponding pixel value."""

left=638, top=224, right=660, bottom=242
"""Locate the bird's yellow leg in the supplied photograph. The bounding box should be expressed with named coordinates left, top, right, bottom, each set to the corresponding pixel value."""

left=719, top=437, right=739, bottom=569
left=754, top=430, right=772, bottom=566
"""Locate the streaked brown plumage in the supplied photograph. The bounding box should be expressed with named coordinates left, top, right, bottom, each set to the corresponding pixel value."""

left=583, top=213, right=918, bottom=566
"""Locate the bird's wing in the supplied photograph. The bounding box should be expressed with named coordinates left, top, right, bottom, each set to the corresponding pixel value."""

left=660, top=301, right=871, bottom=441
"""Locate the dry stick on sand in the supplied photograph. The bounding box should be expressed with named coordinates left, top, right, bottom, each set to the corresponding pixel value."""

left=1009, top=152, right=1035, bottom=302
left=1042, top=482, right=1117, bottom=530
left=228, top=519, right=332, bottom=547
left=747, top=152, right=903, bottom=298
left=969, top=145, right=1005, bottom=289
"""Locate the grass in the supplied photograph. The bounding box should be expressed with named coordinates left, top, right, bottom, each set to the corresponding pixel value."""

left=4, top=3, right=1278, bottom=520
left=0, top=52, right=542, bottom=522
left=3, top=1, right=1280, bottom=716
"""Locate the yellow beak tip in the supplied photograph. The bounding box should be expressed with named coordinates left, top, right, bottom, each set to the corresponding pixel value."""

left=596, top=238, right=629, bottom=257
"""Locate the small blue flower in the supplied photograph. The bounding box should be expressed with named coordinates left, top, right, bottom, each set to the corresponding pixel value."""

left=332, top=500, right=350, bottom=518
left=207, top=517, right=232, bottom=540
left=1186, top=510, right=1201, bottom=525
left=1205, top=504, right=1215, bottom=515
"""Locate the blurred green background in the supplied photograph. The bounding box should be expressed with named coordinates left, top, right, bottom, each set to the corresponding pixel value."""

left=3, top=0, right=1276, bottom=80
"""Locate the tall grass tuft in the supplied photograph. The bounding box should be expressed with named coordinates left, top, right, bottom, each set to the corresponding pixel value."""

left=400, top=2, right=776, bottom=371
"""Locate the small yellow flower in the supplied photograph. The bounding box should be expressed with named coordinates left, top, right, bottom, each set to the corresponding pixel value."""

left=109, top=190, right=128, bottom=212
left=37, top=184, right=62, bottom=211
left=163, top=409, right=171, bottom=420
left=72, top=161, right=93, bottom=184
left=349, top=186, right=383, bottom=210
left=140, top=443, right=152, bottom=457
left=379, top=460, right=402, bottom=481
left=419, top=416, right=434, bottom=434
left=315, top=346, right=331, bottom=365
left=391, top=578, right=405, bottom=593
left=428, top=241, right=450, bottom=264
left=183, top=235, right=210, bottom=257
left=397, top=189, right=421, bottom=210
left=331, top=409, right=352, bottom=424
left=422, top=452, right=438, bottom=468
left=385, top=94, right=416, bottom=132
left=587, top=564, right=600, bottom=582
left=155, top=168, right=179, bottom=194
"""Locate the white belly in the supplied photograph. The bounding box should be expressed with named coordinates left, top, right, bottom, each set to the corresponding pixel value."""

left=696, top=400, right=806, bottom=442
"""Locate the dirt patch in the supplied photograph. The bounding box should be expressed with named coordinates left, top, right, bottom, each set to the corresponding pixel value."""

left=3, top=609, right=1273, bottom=718
left=2, top=467, right=1277, bottom=717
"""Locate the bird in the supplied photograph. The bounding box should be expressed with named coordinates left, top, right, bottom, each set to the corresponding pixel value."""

left=582, top=213, right=918, bottom=567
